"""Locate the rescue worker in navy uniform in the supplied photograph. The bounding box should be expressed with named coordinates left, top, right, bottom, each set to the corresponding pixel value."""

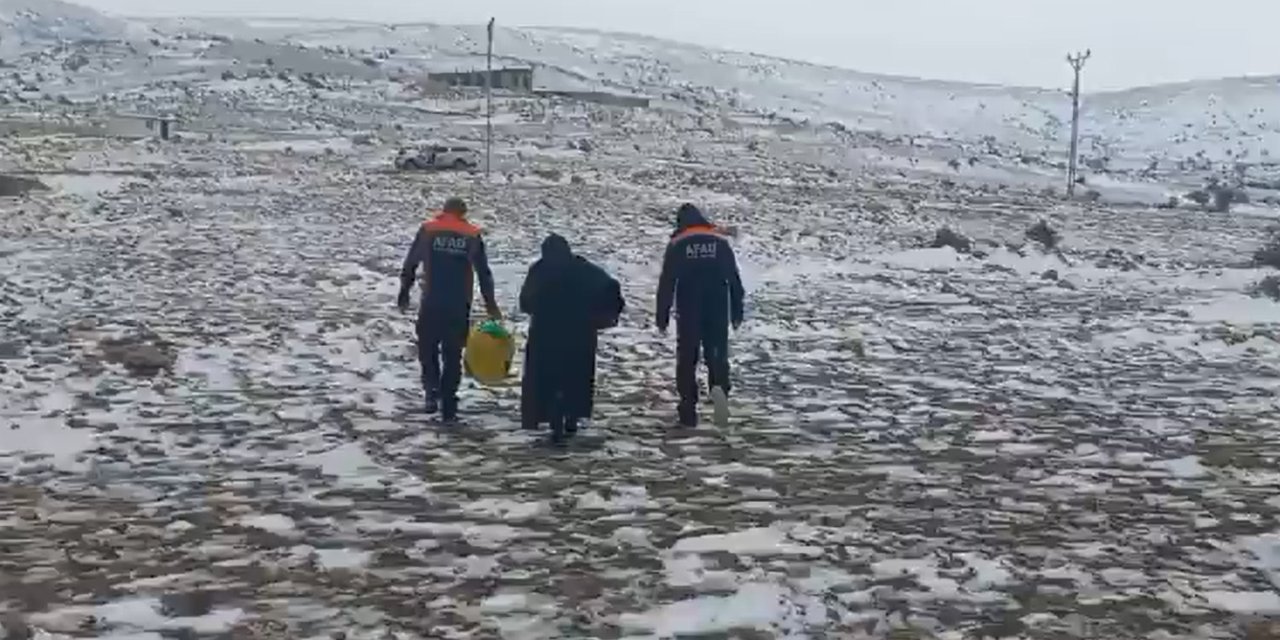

left=655, top=203, right=745, bottom=428
left=397, top=197, right=502, bottom=422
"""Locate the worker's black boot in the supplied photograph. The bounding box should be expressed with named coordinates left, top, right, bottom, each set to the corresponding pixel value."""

left=440, top=396, right=459, bottom=424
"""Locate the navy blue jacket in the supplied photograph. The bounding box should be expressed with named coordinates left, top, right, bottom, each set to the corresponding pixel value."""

left=655, top=206, right=744, bottom=330
left=399, top=212, right=498, bottom=315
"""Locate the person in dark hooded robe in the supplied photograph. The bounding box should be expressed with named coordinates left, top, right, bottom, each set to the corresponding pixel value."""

left=520, top=234, right=624, bottom=445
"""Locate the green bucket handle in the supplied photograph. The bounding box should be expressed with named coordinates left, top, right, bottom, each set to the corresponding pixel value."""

left=478, top=319, right=510, bottom=339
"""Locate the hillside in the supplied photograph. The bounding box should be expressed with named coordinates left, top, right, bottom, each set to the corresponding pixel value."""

left=0, top=0, right=130, bottom=50
left=170, top=17, right=1280, bottom=158
left=2, top=0, right=1279, bottom=192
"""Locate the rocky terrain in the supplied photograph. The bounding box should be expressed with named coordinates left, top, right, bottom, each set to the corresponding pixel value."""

left=2, top=2, right=1280, bottom=639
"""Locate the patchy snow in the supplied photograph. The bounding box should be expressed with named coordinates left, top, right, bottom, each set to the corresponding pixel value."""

left=315, top=547, right=372, bottom=570
left=1200, top=590, right=1280, bottom=615
left=0, top=3, right=1278, bottom=639
left=237, top=138, right=354, bottom=153
left=1186, top=294, right=1280, bottom=324
left=671, top=526, right=822, bottom=557
left=0, top=418, right=97, bottom=473
left=39, top=173, right=144, bottom=200
left=28, top=598, right=244, bottom=636
left=237, top=513, right=297, bottom=534
left=619, top=582, right=819, bottom=637
left=1153, top=455, right=1211, bottom=479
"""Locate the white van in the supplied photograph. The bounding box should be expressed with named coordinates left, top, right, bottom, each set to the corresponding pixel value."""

left=394, top=145, right=481, bottom=171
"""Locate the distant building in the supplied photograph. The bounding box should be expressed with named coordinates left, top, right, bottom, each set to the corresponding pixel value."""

left=105, top=113, right=176, bottom=140
left=428, top=67, right=534, bottom=92
left=534, top=89, right=650, bottom=109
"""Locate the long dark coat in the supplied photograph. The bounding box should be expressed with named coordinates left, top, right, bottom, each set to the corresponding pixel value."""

left=519, top=235, right=624, bottom=427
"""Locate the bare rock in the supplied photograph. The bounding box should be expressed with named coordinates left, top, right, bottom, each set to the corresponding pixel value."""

left=160, top=590, right=215, bottom=618
left=929, top=227, right=972, bottom=254
left=0, top=175, right=48, bottom=197
left=1253, top=232, right=1280, bottom=269
left=1246, top=620, right=1280, bottom=640
left=1097, top=248, right=1142, bottom=271
left=1250, top=275, right=1280, bottom=301
left=532, top=168, right=563, bottom=182
left=98, top=330, right=176, bottom=378
left=1, top=612, right=32, bottom=640
left=62, top=54, right=90, bottom=72
left=230, top=618, right=290, bottom=640
left=1025, top=219, right=1061, bottom=250
left=1208, top=181, right=1246, bottom=212
left=0, top=341, right=25, bottom=359
left=371, top=548, right=413, bottom=568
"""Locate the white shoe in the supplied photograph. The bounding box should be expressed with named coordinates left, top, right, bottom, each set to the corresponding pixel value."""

left=710, top=387, right=729, bottom=428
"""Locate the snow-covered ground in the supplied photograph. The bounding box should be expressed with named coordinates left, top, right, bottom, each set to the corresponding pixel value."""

left=2, top=1, right=1280, bottom=639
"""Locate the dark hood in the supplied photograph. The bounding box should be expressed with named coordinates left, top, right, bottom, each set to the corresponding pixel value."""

left=675, top=203, right=710, bottom=231
left=540, top=233, right=572, bottom=263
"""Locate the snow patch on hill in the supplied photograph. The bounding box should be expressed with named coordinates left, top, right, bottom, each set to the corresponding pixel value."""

left=142, top=15, right=1280, bottom=188
left=0, top=0, right=130, bottom=50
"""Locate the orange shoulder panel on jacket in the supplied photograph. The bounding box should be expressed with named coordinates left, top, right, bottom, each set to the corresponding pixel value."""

left=422, top=213, right=481, bottom=237
left=670, top=224, right=723, bottom=244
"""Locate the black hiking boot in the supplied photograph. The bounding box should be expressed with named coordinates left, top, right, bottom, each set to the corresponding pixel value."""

left=440, top=397, right=459, bottom=424
left=424, top=384, right=440, bottom=414
left=564, top=417, right=579, bottom=436
left=677, top=404, right=698, bottom=428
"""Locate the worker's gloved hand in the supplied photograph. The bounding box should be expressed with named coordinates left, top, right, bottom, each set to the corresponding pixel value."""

left=486, top=303, right=503, bottom=321
left=731, top=314, right=743, bottom=331
left=396, top=287, right=411, bottom=312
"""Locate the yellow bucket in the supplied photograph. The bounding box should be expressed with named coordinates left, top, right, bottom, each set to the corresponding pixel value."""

left=464, top=320, right=517, bottom=386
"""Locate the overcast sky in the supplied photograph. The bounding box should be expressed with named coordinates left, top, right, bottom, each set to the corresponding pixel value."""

left=76, top=0, right=1276, bottom=90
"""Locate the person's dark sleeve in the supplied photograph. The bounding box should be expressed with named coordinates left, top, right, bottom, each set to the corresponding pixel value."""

left=655, top=243, right=678, bottom=329
left=593, top=274, right=624, bottom=329
left=518, top=263, right=539, bottom=316
left=398, top=227, right=425, bottom=299
left=471, top=234, right=500, bottom=312
left=723, top=240, right=745, bottom=325
left=586, top=262, right=623, bottom=315
left=608, top=277, right=625, bottom=316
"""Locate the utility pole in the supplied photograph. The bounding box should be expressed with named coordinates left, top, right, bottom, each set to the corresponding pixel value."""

left=485, top=17, right=495, bottom=180
left=1065, top=49, right=1091, bottom=198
